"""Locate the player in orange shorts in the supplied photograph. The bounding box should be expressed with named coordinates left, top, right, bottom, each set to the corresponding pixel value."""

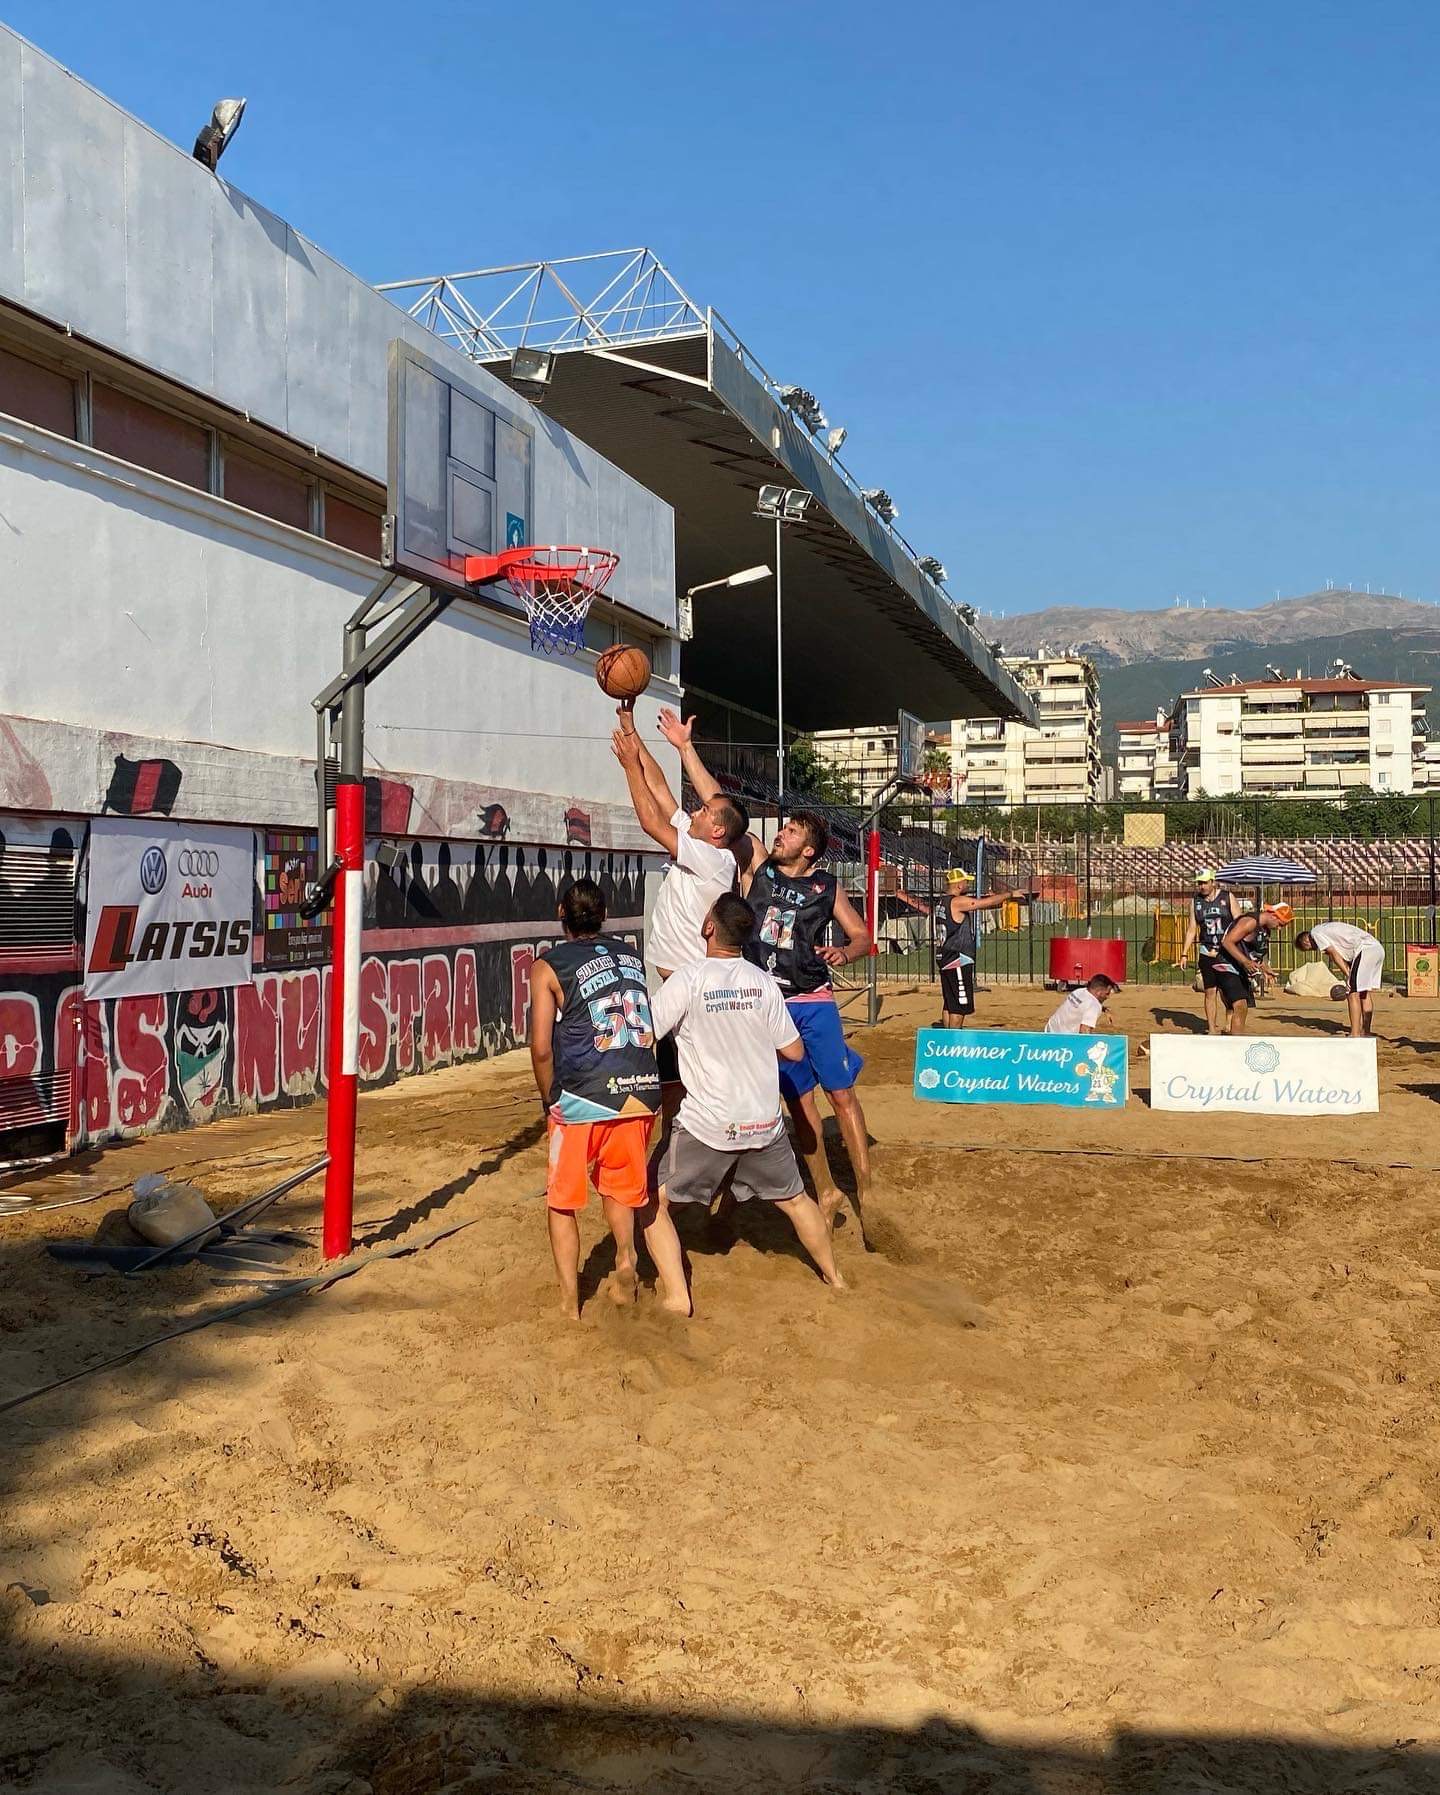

left=529, top=878, right=689, bottom=1319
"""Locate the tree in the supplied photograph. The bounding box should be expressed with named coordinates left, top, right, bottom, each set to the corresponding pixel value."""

left=786, top=736, right=859, bottom=806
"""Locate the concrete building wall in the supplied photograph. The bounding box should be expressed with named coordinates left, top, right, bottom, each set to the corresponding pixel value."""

left=0, top=28, right=676, bottom=631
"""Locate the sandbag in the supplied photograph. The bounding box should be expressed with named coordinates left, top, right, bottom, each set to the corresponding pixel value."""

left=1285, top=959, right=1339, bottom=998
left=127, top=1173, right=218, bottom=1249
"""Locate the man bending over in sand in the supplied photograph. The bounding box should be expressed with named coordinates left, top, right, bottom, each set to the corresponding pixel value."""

left=651, top=892, right=845, bottom=1293
left=530, top=878, right=689, bottom=1320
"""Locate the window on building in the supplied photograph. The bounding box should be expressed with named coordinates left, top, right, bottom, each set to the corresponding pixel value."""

left=0, top=341, right=79, bottom=437
left=323, top=491, right=383, bottom=559
left=92, top=383, right=212, bottom=490
left=223, top=447, right=312, bottom=530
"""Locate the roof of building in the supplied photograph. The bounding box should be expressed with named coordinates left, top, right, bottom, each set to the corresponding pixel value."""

left=1115, top=719, right=1165, bottom=732
left=378, top=251, right=1038, bottom=731
left=1180, top=678, right=1429, bottom=699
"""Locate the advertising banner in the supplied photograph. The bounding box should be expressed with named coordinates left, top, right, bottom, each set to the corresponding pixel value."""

left=1148, top=1035, right=1378, bottom=1116
left=84, top=819, right=255, bottom=1000
left=261, top=829, right=328, bottom=969
left=914, top=1027, right=1128, bottom=1109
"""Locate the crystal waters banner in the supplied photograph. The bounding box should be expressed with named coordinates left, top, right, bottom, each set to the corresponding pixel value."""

left=84, top=819, right=255, bottom=1000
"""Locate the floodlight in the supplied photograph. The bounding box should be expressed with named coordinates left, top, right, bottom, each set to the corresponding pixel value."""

left=917, top=555, right=948, bottom=583
left=757, top=484, right=787, bottom=516
left=726, top=565, right=772, bottom=588
left=193, top=98, right=247, bottom=170
left=826, top=426, right=848, bottom=455
left=782, top=490, right=814, bottom=520
left=862, top=488, right=898, bottom=523
left=776, top=384, right=828, bottom=433
left=511, top=347, right=556, bottom=402
left=958, top=602, right=978, bottom=625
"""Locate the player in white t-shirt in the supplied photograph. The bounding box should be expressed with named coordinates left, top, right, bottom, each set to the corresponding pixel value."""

left=1295, top=921, right=1385, bottom=1037
left=1044, top=974, right=1118, bottom=1034
left=650, top=893, right=845, bottom=1296
left=611, top=712, right=749, bottom=1109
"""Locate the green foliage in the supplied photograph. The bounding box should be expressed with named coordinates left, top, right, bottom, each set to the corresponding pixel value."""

left=936, top=789, right=1432, bottom=843
left=786, top=736, right=859, bottom=806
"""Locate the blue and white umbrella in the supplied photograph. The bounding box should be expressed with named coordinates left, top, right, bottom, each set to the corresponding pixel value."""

left=1214, top=855, right=1318, bottom=886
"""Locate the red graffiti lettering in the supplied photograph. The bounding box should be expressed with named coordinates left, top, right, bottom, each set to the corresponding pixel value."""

left=0, top=994, right=41, bottom=1080
left=452, top=949, right=479, bottom=1055
left=234, top=977, right=280, bottom=1105
left=113, top=995, right=169, bottom=1132
left=278, top=970, right=322, bottom=1094
left=388, top=960, right=423, bottom=1073
left=511, top=945, right=535, bottom=1040
left=357, top=956, right=389, bottom=1082
left=421, top=955, right=452, bottom=1066
left=55, top=992, right=110, bottom=1141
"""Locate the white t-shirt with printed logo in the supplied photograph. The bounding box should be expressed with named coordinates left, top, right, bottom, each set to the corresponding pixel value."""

left=1045, top=988, right=1104, bottom=1034
left=651, top=956, right=799, bottom=1150
left=646, top=807, right=737, bottom=975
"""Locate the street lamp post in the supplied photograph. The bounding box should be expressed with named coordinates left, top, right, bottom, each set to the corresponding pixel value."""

left=755, top=486, right=814, bottom=798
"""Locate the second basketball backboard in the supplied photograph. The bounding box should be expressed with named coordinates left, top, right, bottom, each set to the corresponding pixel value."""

left=385, top=339, right=533, bottom=597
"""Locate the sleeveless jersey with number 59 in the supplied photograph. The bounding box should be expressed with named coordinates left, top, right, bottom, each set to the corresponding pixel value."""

left=540, top=935, right=661, bottom=1121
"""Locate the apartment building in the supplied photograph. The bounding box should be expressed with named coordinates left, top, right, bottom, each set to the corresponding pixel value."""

left=1173, top=677, right=1430, bottom=799
left=949, top=653, right=1103, bottom=805
left=1116, top=712, right=1182, bottom=801
left=807, top=723, right=905, bottom=807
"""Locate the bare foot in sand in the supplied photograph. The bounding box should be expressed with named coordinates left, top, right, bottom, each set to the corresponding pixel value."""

left=818, top=1188, right=844, bottom=1232
left=660, top=1289, right=693, bottom=1319
left=561, top=1296, right=581, bottom=1322
left=824, top=1268, right=848, bottom=1291
left=607, top=1255, right=639, bottom=1307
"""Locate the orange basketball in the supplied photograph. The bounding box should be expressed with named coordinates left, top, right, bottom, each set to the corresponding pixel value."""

left=595, top=644, right=652, bottom=701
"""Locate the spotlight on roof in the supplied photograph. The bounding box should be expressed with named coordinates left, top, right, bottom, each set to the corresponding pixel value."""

left=862, top=488, right=898, bottom=523
left=510, top=346, right=556, bottom=403
left=192, top=98, right=247, bottom=171
left=958, top=603, right=978, bottom=625
left=917, top=555, right=948, bottom=584
left=777, top=385, right=828, bottom=433
left=825, top=426, right=848, bottom=456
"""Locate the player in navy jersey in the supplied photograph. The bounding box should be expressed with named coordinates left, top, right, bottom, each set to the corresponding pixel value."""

left=529, top=879, right=688, bottom=1320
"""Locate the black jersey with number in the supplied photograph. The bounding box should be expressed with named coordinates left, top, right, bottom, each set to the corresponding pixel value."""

left=1192, top=890, right=1235, bottom=955
left=541, top=934, right=660, bottom=1122
left=939, top=897, right=977, bottom=968
left=745, top=863, right=838, bottom=995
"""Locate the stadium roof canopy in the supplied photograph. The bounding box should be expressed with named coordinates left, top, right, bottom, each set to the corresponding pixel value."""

left=380, top=250, right=1035, bottom=733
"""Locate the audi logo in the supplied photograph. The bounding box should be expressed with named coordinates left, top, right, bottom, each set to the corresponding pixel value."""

left=178, top=849, right=220, bottom=877
left=138, top=846, right=167, bottom=895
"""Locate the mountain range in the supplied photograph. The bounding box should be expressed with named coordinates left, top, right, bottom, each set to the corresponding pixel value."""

left=978, top=588, right=1440, bottom=666
left=972, top=589, right=1440, bottom=755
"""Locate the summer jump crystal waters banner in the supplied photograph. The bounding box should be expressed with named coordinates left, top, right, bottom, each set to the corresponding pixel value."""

left=913, top=1028, right=1128, bottom=1109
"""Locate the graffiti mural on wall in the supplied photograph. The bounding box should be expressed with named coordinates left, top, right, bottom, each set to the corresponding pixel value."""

left=0, top=819, right=653, bottom=1152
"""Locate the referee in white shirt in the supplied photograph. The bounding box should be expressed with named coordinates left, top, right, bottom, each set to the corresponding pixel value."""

left=1295, top=921, right=1385, bottom=1038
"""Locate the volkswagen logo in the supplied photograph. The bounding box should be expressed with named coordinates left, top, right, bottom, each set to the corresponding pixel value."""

left=178, top=849, right=220, bottom=877
left=138, top=846, right=167, bottom=895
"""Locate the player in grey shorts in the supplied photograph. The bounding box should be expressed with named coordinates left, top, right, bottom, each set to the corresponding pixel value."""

left=650, top=893, right=844, bottom=1292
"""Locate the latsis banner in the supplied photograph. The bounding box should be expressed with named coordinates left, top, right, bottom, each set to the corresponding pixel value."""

left=84, top=819, right=256, bottom=1000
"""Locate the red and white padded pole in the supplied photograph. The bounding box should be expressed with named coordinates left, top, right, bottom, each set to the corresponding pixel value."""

left=322, top=778, right=364, bottom=1259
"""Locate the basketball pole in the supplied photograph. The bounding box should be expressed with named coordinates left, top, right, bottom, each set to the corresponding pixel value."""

left=310, top=571, right=451, bottom=1259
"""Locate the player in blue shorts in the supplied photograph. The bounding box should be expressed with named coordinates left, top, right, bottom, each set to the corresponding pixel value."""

left=656, top=707, right=872, bottom=1232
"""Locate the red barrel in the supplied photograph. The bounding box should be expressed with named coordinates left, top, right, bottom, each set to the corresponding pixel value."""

left=1048, top=936, right=1127, bottom=988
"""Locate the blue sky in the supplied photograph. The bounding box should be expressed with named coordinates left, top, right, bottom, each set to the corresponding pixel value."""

left=11, top=1, right=1439, bottom=616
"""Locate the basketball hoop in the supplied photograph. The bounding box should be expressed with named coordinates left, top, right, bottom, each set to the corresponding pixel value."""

left=463, top=546, right=619, bottom=655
